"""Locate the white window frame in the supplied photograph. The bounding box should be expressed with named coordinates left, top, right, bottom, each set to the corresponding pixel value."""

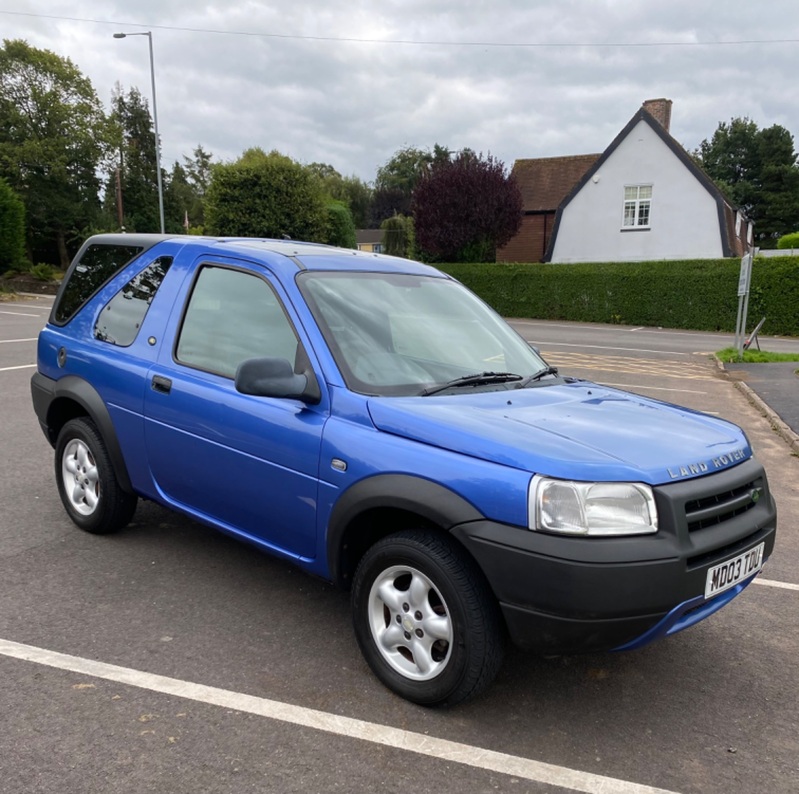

left=622, top=184, right=652, bottom=229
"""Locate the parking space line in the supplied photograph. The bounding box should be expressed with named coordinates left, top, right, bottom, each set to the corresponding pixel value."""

left=599, top=382, right=708, bottom=395
left=0, top=338, right=37, bottom=344
left=527, top=339, right=688, bottom=356
left=0, top=364, right=35, bottom=372
left=0, top=310, right=42, bottom=317
left=754, top=578, right=799, bottom=592
left=0, top=637, right=679, bottom=794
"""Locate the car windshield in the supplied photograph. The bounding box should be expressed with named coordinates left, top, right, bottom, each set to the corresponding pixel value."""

left=298, top=271, right=547, bottom=396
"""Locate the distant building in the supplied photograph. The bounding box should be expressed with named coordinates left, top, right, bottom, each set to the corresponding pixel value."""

left=356, top=229, right=383, bottom=253
left=498, top=99, right=751, bottom=263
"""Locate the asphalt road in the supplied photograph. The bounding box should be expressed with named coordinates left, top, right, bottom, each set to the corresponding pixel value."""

left=1, top=297, right=798, bottom=794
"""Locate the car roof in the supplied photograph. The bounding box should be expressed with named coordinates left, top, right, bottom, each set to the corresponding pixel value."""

left=84, top=234, right=443, bottom=277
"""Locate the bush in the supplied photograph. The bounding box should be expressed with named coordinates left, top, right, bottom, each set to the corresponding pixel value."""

left=438, top=257, right=799, bottom=336
left=381, top=214, right=415, bottom=258
left=325, top=201, right=356, bottom=249
left=30, top=263, right=59, bottom=281
left=776, top=231, right=799, bottom=250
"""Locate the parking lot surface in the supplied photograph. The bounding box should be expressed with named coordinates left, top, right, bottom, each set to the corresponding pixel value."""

left=1, top=299, right=798, bottom=793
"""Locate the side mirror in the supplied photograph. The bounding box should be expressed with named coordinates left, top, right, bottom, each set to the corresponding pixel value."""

left=235, top=357, right=321, bottom=404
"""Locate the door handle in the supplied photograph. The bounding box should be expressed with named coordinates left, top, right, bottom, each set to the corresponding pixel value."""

left=151, top=375, right=172, bottom=394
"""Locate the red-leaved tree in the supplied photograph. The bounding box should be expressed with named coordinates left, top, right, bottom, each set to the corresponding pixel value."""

left=411, top=151, right=522, bottom=262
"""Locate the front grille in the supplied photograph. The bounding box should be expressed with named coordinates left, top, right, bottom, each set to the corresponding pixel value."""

left=685, top=478, right=762, bottom=532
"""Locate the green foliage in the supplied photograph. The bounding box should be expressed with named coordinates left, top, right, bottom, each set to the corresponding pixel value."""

left=104, top=85, right=160, bottom=233
left=777, top=231, right=799, bottom=249
left=438, top=257, right=799, bottom=336
left=0, top=176, right=26, bottom=272
left=0, top=39, right=113, bottom=267
left=163, top=161, right=193, bottom=233
left=696, top=117, right=799, bottom=245
left=412, top=152, right=522, bottom=263
left=325, top=200, right=356, bottom=248
left=376, top=144, right=449, bottom=193
left=372, top=144, right=450, bottom=224
left=380, top=214, right=415, bottom=258
left=716, top=347, right=799, bottom=363
left=205, top=149, right=328, bottom=240
left=307, top=163, right=373, bottom=229
left=160, top=146, right=215, bottom=232
left=29, top=262, right=59, bottom=281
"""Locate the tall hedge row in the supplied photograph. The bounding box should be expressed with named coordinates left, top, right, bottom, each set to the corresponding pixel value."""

left=438, top=257, right=799, bottom=337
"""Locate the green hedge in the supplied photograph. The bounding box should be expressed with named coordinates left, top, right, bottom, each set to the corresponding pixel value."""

left=438, top=257, right=799, bottom=337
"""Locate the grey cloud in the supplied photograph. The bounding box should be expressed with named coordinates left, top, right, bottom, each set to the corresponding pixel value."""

left=2, top=0, right=798, bottom=181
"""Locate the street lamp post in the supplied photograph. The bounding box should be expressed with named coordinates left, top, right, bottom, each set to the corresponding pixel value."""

left=113, top=31, right=165, bottom=234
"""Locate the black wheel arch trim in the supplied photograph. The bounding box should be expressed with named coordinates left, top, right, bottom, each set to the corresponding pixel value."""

left=31, top=372, right=135, bottom=494
left=326, top=474, right=484, bottom=587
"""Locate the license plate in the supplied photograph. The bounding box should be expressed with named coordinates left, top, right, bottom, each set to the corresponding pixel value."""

left=705, top=542, right=765, bottom=598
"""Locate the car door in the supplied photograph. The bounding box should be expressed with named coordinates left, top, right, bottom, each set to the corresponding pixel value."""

left=143, top=260, right=327, bottom=559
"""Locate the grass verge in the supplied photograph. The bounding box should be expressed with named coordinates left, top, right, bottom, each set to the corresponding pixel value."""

left=717, top=347, right=799, bottom=363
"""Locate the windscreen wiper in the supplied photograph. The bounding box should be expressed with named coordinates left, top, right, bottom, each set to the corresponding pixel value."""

left=516, top=365, right=559, bottom=388
left=421, top=371, right=523, bottom=396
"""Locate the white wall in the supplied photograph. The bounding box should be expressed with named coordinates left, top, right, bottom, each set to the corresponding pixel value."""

left=551, top=121, right=724, bottom=263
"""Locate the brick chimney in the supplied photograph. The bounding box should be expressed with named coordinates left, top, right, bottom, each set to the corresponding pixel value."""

left=642, top=98, right=673, bottom=133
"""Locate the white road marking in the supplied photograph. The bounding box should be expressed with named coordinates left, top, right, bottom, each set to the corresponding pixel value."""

left=0, top=310, right=41, bottom=317
left=754, top=578, right=799, bottom=592
left=515, top=321, right=735, bottom=341
left=0, top=337, right=37, bottom=344
left=0, top=637, right=680, bottom=794
left=527, top=340, right=688, bottom=356
left=599, top=382, right=708, bottom=395
left=0, top=364, right=36, bottom=372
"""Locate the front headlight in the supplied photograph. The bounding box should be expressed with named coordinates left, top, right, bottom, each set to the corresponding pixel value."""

left=528, top=476, right=658, bottom=536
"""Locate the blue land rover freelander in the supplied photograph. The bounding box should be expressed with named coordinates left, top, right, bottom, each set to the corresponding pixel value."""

left=31, top=235, right=777, bottom=705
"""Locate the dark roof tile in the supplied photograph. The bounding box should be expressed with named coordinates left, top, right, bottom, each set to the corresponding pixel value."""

left=512, top=154, right=601, bottom=212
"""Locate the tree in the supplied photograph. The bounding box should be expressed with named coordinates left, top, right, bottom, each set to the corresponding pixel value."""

left=411, top=151, right=522, bottom=262
left=370, top=185, right=410, bottom=227
left=181, top=144, right=214, bottom=227
left=372, top=144, right=450, bottom=225
left=205, top=148, right=328, bottom=240
left=163, top=161, right=194, bottom=233
left=307, top=163, right=373, bottom=229
left=0, top=39, right=112, bottom=267
left=696, top=118, right=799, bottom=246
left=0, top=176, right=26, bottom=272
left=104, top=85, right=161, bottom=233
left=380, top=214, right=414, bottom=259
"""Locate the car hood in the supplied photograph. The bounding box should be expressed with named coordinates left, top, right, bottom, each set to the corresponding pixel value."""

left=366, top=382, right=750, bottom=485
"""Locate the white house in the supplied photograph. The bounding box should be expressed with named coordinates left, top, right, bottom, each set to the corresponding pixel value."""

left=544, top=99, right=751, bottom=263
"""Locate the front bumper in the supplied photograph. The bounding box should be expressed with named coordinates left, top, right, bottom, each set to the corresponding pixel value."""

left=451, top=458, right=777, bottom=654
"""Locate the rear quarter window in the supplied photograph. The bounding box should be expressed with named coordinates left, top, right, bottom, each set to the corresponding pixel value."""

left=94, top=257, right=173, bottom=346
left=53, top=244, right=144, bottom=324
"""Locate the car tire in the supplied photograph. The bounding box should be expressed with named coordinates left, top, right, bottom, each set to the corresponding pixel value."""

left=352, top=530, right=505, bottom=706
left=55, top=417, right=137, bottom=535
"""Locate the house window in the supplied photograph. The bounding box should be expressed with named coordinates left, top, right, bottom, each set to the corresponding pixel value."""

left=622, top=185, right=652, bottom=228
left=373, top=243, right=382, bottom=253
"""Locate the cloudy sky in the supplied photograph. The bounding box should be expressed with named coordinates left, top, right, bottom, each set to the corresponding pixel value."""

left=3, top=1, right=798, bottom=182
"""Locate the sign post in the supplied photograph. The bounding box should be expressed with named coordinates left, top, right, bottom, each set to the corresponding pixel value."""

left=734, top=250, right=755, bottom=358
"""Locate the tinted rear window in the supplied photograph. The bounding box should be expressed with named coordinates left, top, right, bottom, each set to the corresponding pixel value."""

left=94, top=257, right=173, bottom=346
left=54, top=244, right=144, bottom=324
